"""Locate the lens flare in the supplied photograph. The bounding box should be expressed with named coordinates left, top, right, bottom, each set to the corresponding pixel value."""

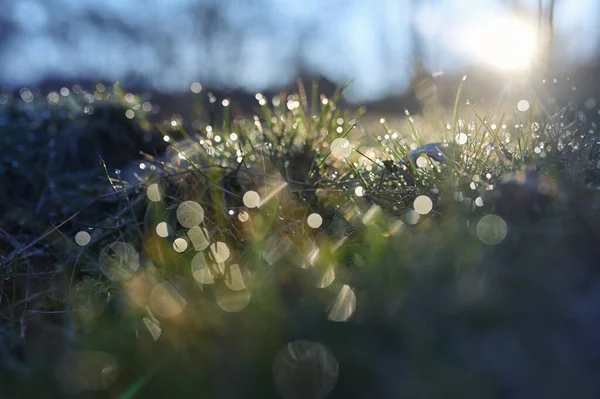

left=456, top=16, right=537, bottom=70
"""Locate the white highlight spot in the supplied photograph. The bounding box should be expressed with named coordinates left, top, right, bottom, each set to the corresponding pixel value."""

left=330, top=138, right=352, bottom=159
left=173, top=237, right=188, bottom=253
left=156, top=222, right=170, bottom=238
left=190, top=82, right=202, bottom=93
left=455, top=132, right=468, bottom=145
left=307, top=213, right=323, bottom=229
left=238, top=211, right=250, bottom=222
left=517, top=100, right=530, bottom=112
left=146, top=183, right=161, bottom=202
left=413, top=195, right=433, bottom=215
left=243, top=191, right=261, bottom=208
left=75, top=231, right=91, bottom=246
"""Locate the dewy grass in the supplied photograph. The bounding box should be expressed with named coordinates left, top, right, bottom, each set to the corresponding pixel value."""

left=2, top=77, right=600, bottom=397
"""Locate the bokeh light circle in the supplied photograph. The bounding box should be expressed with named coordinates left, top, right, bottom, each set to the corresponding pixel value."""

left=413, top=195, right=433, bottom=215
left=210, top=242, right=231, bottom=263
left=455, top=132, right=468, bottom=145
left=243, top=191, right=261, bottom=208
left=173, top=237, right=188, bottom=253
left=215, top=284, right=251, bottom=312
left=59, top=350, right=119, bottom=393
left=331, top=138, right=352, bottom=159
left=70, top=281, right=108, bottom=318
left=224, top=264, right=247, bottom=291
left=191, top=252, right=214, bottom=284
left=146, top=183, right=162, bottom=202
left=416, top=156, right=428, bottom=168
left=307, top=213, right=323, bottom=229
left=176, top=201, right=204, bottom=228
left=273, top=340, right=339, bottom=399
left=187, top=226, right=209, bottom=251
left=403, top=209, right=420, bottom=225
left=238, top=210, right=250, bottom=222
left=98, top=242, right=139, bottom=281
left=148, top=281, right=186, bottom=318
left=156, top=222, right=171, bottom=238
left=476, top=214, right=508, bottom=245
left=517, top=99, right=530, bottom=112
left=75, top=231, right=91, bottom=246
left=328, top=284, right=356, bottom=322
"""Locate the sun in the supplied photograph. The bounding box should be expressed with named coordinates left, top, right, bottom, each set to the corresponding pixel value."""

left=457, top=16, right=538, bottom=71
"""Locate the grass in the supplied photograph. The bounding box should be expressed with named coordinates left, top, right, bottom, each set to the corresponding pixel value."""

left=2, top=76, right=600, bottom=398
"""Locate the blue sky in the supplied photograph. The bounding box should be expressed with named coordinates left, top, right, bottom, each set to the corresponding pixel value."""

left=1, top=0, right=598, bottom=101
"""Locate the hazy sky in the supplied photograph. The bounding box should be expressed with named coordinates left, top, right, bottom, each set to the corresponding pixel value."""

left=1, top=0, right=598, bottom=101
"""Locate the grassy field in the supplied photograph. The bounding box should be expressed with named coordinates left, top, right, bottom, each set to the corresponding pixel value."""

left=1, top=76, right=600, bottom=398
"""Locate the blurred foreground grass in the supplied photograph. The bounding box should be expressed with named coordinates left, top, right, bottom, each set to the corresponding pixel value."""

left=2, top=78, right=600, bottom=398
